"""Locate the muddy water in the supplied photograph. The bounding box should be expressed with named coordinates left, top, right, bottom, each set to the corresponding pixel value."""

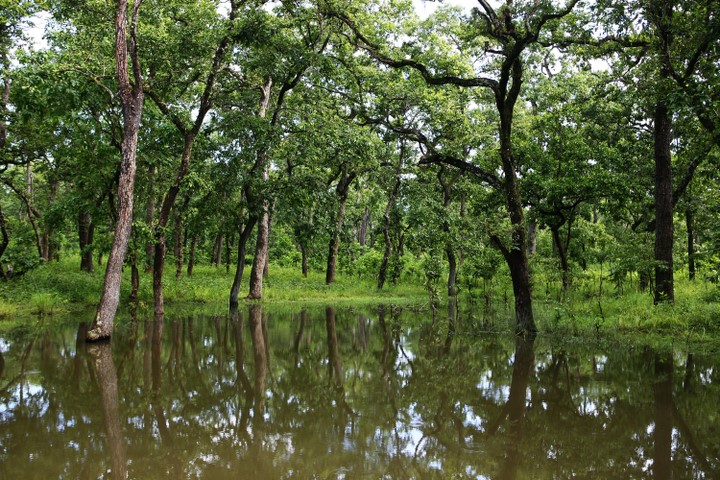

left=0, top=305, right=718, bottom=479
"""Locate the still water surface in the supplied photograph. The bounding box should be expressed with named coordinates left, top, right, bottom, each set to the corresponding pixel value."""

left=0, top=304, right=719, bottom=479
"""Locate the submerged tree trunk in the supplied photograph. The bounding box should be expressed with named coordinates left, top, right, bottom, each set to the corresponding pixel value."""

left=87, top=0, right=144, bottom=341
left=654, top=100, right=674, bottom=304
left=78, top=212, right=95, bottom=272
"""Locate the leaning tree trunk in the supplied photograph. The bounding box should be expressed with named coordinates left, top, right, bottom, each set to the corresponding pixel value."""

left=230, top=216, right=256, bottom=307
left=654, top=99, right=674, bottom=304
left=86, top=0, right=144, bottom=341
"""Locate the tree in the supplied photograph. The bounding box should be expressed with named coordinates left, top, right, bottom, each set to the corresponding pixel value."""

left=87, top=0, right=144, bottom=341
left=333, top=0, right=584, bottom=334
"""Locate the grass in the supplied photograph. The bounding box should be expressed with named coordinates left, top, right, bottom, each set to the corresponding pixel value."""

left=0, top=255, right=429, bottom=321
left=1, top=255, right=720, bottom=348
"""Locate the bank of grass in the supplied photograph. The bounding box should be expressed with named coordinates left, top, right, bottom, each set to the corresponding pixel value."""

left=2, top=256, right=720, bottom=347
left=0, top=255, right=429, bottom=320
left=527, top=273, right=720, bottom=346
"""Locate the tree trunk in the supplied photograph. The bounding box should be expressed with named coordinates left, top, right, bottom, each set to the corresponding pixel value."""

left=247, top=205, right=269, bottom=299
left=550, top=225, right=570, bottom=291
left=78, top=212, right=95, bottom=272
left=378, top=175, right=401, bottom=290
left=144, top=164, right=155, bottom=273
left=654, top=100, right=674, bottom=304
left=359, top=206, right=369, bottom=248
left=326, top=169, right=356, bottom=285
left=686, top=207, right=695, bottom=280
left=446, top=248, right=458, bottom=296
left=130, top=251, right=139, bottom=302
left=230, top=217, right=256, bottom=307
left=152, top=133, right=197, bottom=317
left=263, top=212, right=273, bottom=279
left=300, top=243, right=308, bottom=277
left=225, top=233, right=233, bottom=274
left=527, top=218, right=537, bottom=256
left=187, top=234, right=197, bottom=277
left=0, top=206, right=9, bottom=280
left=173, top=208, right=183, bottom=279
left=86, top=0, right=145, bottom=341
left=212, top=230, right=223, bottom=267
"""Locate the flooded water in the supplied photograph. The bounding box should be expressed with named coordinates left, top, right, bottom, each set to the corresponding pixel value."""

left=0, top=304, right=719, bottom=479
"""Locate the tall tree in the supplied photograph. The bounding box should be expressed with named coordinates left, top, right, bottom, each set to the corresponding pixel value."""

left=333, top=0, right=583, bottom=334
left=87, top=0, right=144, bottom=341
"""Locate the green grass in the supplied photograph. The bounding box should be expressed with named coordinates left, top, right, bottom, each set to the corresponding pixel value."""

left=2, top=256, right=720, bottom=347
left=0, top=255, right=429, bottom=321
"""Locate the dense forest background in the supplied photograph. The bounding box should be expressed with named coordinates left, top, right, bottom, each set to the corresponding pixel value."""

left=1, top=0, right=719, bottom=337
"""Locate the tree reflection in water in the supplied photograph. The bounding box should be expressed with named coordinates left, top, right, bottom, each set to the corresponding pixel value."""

left=0, top=306, right=719, bottom=478
left=87, top=341, right=127, bottom=480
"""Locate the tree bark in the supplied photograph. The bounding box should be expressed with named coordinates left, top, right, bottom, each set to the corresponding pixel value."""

left=87, top=0, right=144, bottom=341
left=686, top=207, right=695, bottom=280
left=247, top=79, right=273, bottom=300
left=130, top=250, right=139, bottom=302
left=212, top=230, right=223, bottom=267
left=654, top=99, right=674, bottom=304
left=230, top=216, right=256, bottom=307
left=187, top=234, right=197, bottom=277
left=248, top=205, right=270, bottom=299
left=300, top=243, right=308, bottom=277
left=550, top=225, right=570, bottom=291
left=378, top=175, right=401, bottom=290
left=78, top=212, right=95, bottom=272
left=0, top=206, right=9, bottom=280
left=359, top=206, right=369, bottom=248
left=527, top=218, right=537, bottom=256
left=326, top=168, right=356, bottom=285
left=173, top=208, right=183, bottom=279
left=144, top=164, right=155, bottom=272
